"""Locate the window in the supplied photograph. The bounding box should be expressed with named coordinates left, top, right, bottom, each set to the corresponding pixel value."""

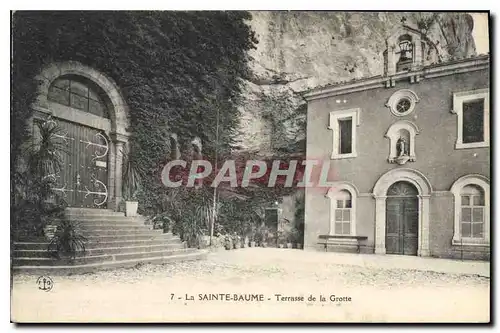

left=460, top=185, right=484, bottom=238
left=48, top=76, right=110, bottom=118
left=462, top=99, right=485, bottom=144
left=385, top=89, right=419, bottom=117
left=334, top=190, right=352, bottom=235
left=326, top=183, right=358, bottom=237
left=338, top=118, right=352, bottom=154
left=329, top=108, right=361, bottom=159
left=450, top=175, right=490, bottom=246
left=452, top=88, right=489, bottom=149
left=396, top=34, right=413, bottom=72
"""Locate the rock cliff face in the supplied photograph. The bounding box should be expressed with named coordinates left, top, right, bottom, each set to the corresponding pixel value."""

left=236, top=11, right=478, bottom=155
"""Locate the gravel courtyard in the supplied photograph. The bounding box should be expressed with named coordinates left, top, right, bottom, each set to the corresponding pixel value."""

left=11, top=248, right=490, bottom=323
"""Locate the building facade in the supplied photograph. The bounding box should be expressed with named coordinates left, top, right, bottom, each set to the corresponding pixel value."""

left=303, top=27, right=490, bottom=260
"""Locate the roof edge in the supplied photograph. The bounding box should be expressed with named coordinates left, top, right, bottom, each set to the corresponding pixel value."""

left=303, top=54, right=490, bottom=101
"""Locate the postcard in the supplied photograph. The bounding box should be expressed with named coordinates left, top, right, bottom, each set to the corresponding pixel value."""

left=10, top=10, right=490, bottom=323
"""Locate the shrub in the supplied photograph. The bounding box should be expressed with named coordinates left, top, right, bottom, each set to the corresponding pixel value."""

left=48, top=220, right=87, bottom=260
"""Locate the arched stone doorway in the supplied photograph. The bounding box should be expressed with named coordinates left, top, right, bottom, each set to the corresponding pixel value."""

left=373, top=168, right=432, bottom=256
left=32, top=61, right=130, bottom=211
left=385, top=181, right=419, bottom=255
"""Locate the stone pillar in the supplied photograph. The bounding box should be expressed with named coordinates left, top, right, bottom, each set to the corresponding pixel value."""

left=418, top=195, right=431, bottom=257
left=386, top=44, right=396, bottom=76
left=412, top=40, right=423, bottom=70
left=107, top=141, right=116, bottom=209
left=374, top=196, right=387, bottom=254
left=111, top=133, right=128, bottom=211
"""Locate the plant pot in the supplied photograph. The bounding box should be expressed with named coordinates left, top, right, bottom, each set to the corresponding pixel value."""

left=261, top=242, right=267, bottom=248
left=250, top=241, right=256, bottom=247
left=278, top=244, right=284, bottom=248
left=125, top=201, right=138, bottom=217
left=296, top=243, right=303, bottom=249
left=286, top=243, right=293, bottom=249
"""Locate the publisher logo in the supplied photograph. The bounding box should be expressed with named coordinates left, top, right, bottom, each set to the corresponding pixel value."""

left=36, top=276, right=54, bottom=292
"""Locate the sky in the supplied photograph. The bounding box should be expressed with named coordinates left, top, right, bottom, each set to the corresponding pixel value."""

left=472, top=13, right=489, bottom=54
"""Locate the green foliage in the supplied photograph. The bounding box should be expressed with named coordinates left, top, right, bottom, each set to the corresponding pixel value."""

left=293, top=195, right=305, bottom=244
left=12, top=11, right=258, bottom=218
left=121, top=145, right=146, bottom=201
left=12, top=120, right=68, bottom=239
left=48, top=220, right=87, bottom=259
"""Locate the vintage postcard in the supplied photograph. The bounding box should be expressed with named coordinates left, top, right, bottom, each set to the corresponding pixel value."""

left=10, top=10, right=490, bottom=323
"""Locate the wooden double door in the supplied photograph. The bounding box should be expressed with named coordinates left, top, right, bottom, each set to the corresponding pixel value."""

left=39, top=118, right=109, bottom=209
left=385, top=181, right=419, bottom=256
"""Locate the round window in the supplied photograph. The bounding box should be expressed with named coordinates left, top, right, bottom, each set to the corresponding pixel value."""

left=385, top=89, right=419, bottom=117
left=396, top=98, right=412, bottom=114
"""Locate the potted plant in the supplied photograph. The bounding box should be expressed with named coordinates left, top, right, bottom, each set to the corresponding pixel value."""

left=286, top=235, right=293, bottom=249
left=249, top=234, right=256, bottom=248
left=122, top=145, right=145, bottom=217
left=277, top=230, right=286, bottom=248
left=224, top=234, right=232, bottom=250
left=241, top=236, right=248, bottom=248
left=232, top=233, right=240, bottom=249
left=47, top=220, right=87, bottom=261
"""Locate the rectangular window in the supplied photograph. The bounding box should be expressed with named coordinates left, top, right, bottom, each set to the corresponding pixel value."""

left=338, top=118, right=352, bottom=154
left=462, top=99, right=484, bottom=144
left=334, top=208, right=351, bottom=235
left=453, top=89, right=489, bottom=149
left=460, top=194, right=485, bottom=239
left=329, top=108, right=360, bottom=159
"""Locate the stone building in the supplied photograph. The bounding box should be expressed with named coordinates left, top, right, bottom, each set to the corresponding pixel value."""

left=302, top=26, right=490, bottom=260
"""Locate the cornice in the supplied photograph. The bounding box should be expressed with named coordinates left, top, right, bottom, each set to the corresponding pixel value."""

left=303, top=55, right=490, bottom=101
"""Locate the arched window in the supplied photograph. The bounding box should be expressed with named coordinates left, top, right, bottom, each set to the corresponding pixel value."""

left=334, top=190, right=352, bottom=235
left=48, top=75, right=110, bottom=118
left=450, top=175, right=490, bottom=246
left=396, top=34, right=414, bottom=72
left=326, top=183, right=358, bottom=236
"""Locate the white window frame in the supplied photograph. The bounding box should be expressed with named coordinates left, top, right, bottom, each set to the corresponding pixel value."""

left=451, top=88, right=490, bottom=149
left=328, top=108, right=361, bottom=159
left=450, top=175, right=490, bottom=246
left=325, top=182, right=358, bottom=236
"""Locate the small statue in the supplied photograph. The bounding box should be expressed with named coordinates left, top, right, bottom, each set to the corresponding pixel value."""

left=397, top=137, right=408, bottom=157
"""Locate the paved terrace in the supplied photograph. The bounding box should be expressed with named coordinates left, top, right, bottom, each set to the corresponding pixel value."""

left=11, top=248, right=490, bottom=323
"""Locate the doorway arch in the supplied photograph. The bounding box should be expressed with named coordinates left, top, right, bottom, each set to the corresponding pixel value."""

left=33, top=61, right=130, bottom=210
left=373, top=168, right=432, bottom=256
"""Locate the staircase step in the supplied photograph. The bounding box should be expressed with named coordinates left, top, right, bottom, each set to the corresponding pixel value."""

left=68, top=215, right=146, bottom=222
left=12, top=208, right=203, bottom=274
left=86, top=239, right=184, bottom=249
left=12, top=250, right=208, bottom=275
left=14, top=237, right=184, bottom=250
left=85, top=233, right=177, bottom=242
left=75, top=224, right=151, bottom=231
left=65, top=208, right=125, bottom=216
left=80, top=229, right=163, bottom=236
left=13, top=248, right=198, bottom=266
left=13, top=243, right=186, bottom=258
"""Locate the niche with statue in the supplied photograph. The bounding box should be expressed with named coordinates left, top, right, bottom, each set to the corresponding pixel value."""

left=385, top=121, right=420, bottom=165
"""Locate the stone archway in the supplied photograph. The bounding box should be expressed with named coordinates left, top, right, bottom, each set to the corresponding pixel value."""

left=372, top=168, right=432, bottom=256
left=33, top=61, right=130, bottom=210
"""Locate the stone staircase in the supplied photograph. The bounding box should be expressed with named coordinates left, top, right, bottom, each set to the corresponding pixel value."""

left=12, top=208, right=207, bottom=274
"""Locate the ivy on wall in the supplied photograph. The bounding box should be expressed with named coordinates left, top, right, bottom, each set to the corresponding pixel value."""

left=12, top=11, right=258, bottom=215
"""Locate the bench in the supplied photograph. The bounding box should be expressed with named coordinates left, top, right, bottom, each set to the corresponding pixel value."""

left=318, top=235, right=368, bottom=253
